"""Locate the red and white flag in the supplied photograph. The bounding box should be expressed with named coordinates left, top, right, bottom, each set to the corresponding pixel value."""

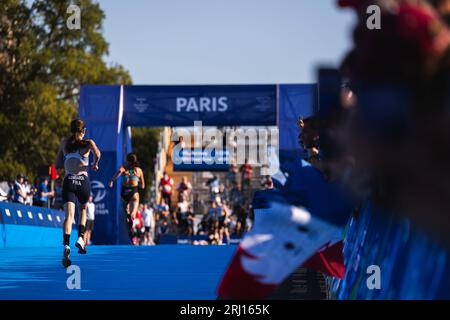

left=217, top=201, right=343, bottom=299
left=303, top=240, right=345, bottom=279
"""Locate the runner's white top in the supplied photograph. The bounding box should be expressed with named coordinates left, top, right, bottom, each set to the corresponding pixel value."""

left=64, top=147, right=89, bottom=176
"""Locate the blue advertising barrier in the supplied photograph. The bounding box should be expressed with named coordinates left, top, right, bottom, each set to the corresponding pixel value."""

left=88, top=151, right=122, bottom=245
left=79, top=85, right=131, bottom=244
left=0, top=202, right=77, bottom=248
left=329, top=202, right=450, bottom=299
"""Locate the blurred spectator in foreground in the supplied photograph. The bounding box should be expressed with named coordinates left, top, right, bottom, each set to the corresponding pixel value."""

left=337, top=0, right=450, bottom=246
left=84, top=195, right=95, bottom=246
left=298, top=117, right=320, bottom=151
left=428, top=0, right=450, bottom=21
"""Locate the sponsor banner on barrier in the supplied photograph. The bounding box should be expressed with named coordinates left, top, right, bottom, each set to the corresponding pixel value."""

left=88, top=151, right=118, bottom=244
left=173, top=148, right=230, bottom=171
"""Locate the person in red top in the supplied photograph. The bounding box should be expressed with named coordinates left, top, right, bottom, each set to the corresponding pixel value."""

left=132, top=207, right=145, bottom=245
left=159, top=171, right=174, bottom=210
left=239, top=159, right=253, bottom=193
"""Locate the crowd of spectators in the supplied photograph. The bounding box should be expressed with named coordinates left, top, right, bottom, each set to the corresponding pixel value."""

left=0, top=174, right=61, bottom=209
left=0, top=163, right=264, bottom=246
left=150, top=165, right=261, bottom=245
left=126, top=202, right=156, bottom=246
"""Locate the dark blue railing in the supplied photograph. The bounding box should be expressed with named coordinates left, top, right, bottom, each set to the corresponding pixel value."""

left=329, top=201, right=450, bottom=299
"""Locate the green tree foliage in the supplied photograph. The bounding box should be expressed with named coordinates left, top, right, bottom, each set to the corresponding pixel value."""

left=0, top=0, right=132, bottom=180
left=131, top=127, right=161, bottom=202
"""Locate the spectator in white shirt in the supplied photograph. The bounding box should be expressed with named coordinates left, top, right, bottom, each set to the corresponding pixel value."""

left=84, top=195, right=95, bottom=245
left=13, top=174, right=27, bottom=204
left=23, top=178, right=33, bottom=206
left=142, top=203, right=155, bottom=245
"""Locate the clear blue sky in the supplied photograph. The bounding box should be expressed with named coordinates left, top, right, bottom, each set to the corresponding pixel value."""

left=100, top=0, right=356, bottom=85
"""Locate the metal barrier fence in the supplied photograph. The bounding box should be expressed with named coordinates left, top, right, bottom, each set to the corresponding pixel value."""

left=329, top=201, right=450, bottom=299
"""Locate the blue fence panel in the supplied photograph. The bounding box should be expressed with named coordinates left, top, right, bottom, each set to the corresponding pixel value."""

left=0, top=202, right=76, bottom=248
left=329, top=202, right=450, bottom=299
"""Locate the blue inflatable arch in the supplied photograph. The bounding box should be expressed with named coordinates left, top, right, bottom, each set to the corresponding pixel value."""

left=78, top=84, right=316, bottom=244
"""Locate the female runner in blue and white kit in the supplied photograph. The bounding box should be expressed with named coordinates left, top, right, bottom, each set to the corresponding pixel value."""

left=55, top=119, right=101, bottom=268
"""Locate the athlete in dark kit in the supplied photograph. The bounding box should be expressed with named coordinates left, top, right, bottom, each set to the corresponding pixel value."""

left=109, top=153, right=145, bottom=242
left=55, top=119, right=101, bottom=268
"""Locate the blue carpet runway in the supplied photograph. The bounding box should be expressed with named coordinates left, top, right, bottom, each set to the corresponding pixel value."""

left=0, top=245, right=236, bottom=300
